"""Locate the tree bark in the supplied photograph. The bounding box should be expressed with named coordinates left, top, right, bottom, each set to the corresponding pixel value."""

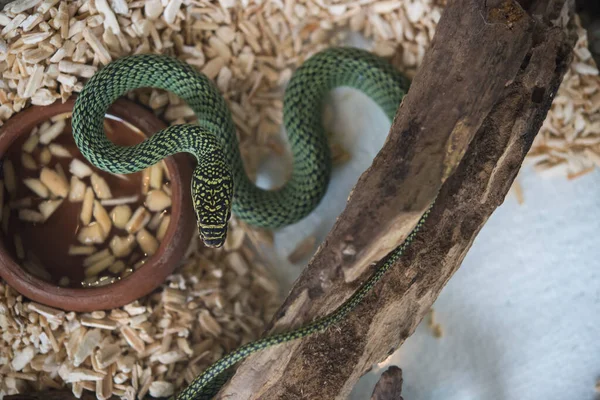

left=217, top=0, right=577, bottom=399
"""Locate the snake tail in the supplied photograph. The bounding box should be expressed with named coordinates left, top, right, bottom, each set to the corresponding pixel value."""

left=72, top=47, right=410, bottom=248
left=173, top=200, right=435, bottom=399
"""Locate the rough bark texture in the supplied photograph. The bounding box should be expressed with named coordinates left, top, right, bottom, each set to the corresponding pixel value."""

left=370, top=367, right=404, bottom=400
left=217, top=0, right=577, bottom=399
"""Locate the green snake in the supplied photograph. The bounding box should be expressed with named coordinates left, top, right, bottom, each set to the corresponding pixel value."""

left=71, top=47, right=436, bottom=399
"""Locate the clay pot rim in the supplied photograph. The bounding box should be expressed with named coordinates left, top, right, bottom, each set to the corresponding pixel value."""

left=0, top=97, right=196, bottom=311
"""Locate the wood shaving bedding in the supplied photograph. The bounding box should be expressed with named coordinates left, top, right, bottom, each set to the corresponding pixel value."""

left=527, top=19, right=600, bottom=180
left=0, top=227, right=280, bottom=397
left=0, top=0, right=596, bottom=398
left=0, top=0, right=442, bottom=395
left=0, top=0, right=446, bottom=182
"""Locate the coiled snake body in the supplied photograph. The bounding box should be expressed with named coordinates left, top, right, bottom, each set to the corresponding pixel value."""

left=72, top=47, right=435, bottom=399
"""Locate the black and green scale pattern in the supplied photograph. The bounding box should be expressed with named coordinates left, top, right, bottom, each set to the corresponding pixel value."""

left=70, top=47, right=435, bottom=399
left=72, top=47, right=409, bottom=247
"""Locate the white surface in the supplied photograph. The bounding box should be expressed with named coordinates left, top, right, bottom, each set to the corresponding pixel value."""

left=350, top=165, right=600, bottom=400
left=255, top=83, right=600, bottom=399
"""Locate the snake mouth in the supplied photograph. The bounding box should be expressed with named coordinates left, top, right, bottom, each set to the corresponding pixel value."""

left=202, top=237, right=225, bottom=248
left=198, top=225, right=227, bottom=248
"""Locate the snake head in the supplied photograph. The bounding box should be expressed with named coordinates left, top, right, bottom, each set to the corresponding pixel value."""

left=191, top=161, right=234, bottom=248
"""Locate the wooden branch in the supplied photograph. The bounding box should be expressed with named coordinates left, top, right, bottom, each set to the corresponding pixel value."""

left=370, top=367, right=404, bottom=400
left=217, top=0, right=577, bottom=399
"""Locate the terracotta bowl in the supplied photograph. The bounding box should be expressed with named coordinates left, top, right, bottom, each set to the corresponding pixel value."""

left=0, top=97, right=196, bottom=312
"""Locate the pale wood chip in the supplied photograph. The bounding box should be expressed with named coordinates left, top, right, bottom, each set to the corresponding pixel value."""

left=120, top=326, right=145, bottom=353
left=11, top=345, right=35, bottom=371
left=108, top=260, right=126, bottom=274
left=82, top=28, right=112, bottom=65
left=100, top=195, right=139, bottom=206
left=48, top=143, right=71, bottom=157
left=58, top=61, right=97, bottom=78
left=38, top=146, right=52, bottom=164
left=156, top=350, right=185, bottom=364
left=31, top=88, right=57, bottom=106
left=22, top=132, right=39, bottom=153
left=66, top=367, right=105, bottom=382
left=84, top=254, right=115, bottom=278
left=7, top=371, right=37, bottom=381
left=225, top=252, right=249, bottom=276
left=110, top=0, right=129, bottom=15
left=163, top=0, right=183, bottom=24
left=38, top=198, right=62, bottom=219
left=22, top=64, right=44, bottom=98
left=147, top=210, right=163, bottom=231
left=572, top=62, right=599, bottom=75
left=136, top=228, right=158, bottom=255
left=125, top=206, right=150, bottom=233
left=1, top=15, right=27, bottom=37
left=201, top=56, right=225, bottom=80
left=72, top=328, right=103, bottom=367
left=149, top=381, right=174, bottom=397
left=40, top=167, right=69, bottom=197
left=28, top=302, right=65, bottom=320
left=5, top=0, right=43, bottom=14
left=110, top=234, right=135, bottom=258
left=80, top=186, right=94, bottom=225
left=96, top=0, right=121, bottom=34
left=108, top=204, right=131, bottom=229
left=21, top=152, right=37, bottom=170
left=24, top=178, right=49, bottom=198
left=198, top=310, right=222, bottom=336
left=39, top=119, right=65, bottom=144
left=91, top=173, right=112, bottom=199
left=156, top=214, right=170, bottom=241
left=149, top=162, right=163, bottom=190
left=69, top=176, right=86, bottom=202
left=69, top=158, right=93, bottom=178
left=331, top=142, right=351, bottom=165
left=223, top=226, right=244, bottom=251
left=287, top=236, right=316, bottom=263
left=83, top=249, right=111, bottom=268
left=144, top=0, right=163, bottom=19
left=0, top=13, right=10, bottom=26
left=77, top=222, right=105, bottom=245
left=81, top=317, right=118, bottom=330
left=19, top=208, right=45, bottom=223
left=3, top=159, right=16, bottom=196
left=93, top=200, right=112, bottom=236
left=145, top=189, right=171, bottom=212
left=68, top=245, right=96, bottom=256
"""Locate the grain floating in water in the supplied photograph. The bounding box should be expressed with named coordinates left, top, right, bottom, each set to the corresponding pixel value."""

left=0, top=114, right=175, bottom=290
